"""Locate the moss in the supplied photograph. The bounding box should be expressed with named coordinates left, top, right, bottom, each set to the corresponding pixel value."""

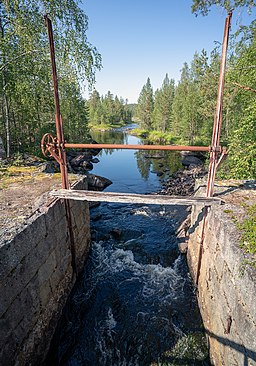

left=224, top=209, right=233, bottom=214
left=238, top=204, right=256, bottom=257
left=223, top=202, right=256, bottom=269
left=151, top=332, right=209, bottom=365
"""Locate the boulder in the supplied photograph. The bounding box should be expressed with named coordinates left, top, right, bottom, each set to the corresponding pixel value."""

left=91, top=158, right=100, bottom=163
left=43, top=161, right=60, bottom=173
left=89, top=140, right=102, bottom=156
left=181, top=155, right=203, bottom=167
left=70, top=153, right=92, bottom=167
left=81, top=161, right=93, bottom=170
left=87, top=174, right=112, bottom=191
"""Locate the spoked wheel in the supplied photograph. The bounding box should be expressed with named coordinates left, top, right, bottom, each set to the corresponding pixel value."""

left=41, top=133, right=56, bottom=158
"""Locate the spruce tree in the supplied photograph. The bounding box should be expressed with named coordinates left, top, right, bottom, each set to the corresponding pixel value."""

left=153, top=74, right=175, bottom=132
left=136, top=78, right=154, bottom=130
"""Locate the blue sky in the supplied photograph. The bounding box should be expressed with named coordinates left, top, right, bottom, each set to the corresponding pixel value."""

left=81, top=0, right=255, bottom=103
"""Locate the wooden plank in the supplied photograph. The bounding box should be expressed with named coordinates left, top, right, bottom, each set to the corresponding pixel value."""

left=50, top=189, right=224, bottom=206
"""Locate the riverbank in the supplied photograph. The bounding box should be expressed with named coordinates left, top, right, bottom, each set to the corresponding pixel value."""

left=159, top=165, right=207, bottom=196
left=130, top=127, right=178, bottom=145
left=88, top=120, right=133, bottom=132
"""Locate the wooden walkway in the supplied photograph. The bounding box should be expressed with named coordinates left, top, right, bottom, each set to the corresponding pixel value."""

left=50, top=189, right=224, bottom=206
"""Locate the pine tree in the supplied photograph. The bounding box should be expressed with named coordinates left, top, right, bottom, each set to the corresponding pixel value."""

left=153, top=74, right=174, bottom=132
left=136, top=78, right=154, bottom=130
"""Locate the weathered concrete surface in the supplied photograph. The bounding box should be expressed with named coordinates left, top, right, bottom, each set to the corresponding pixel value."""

left=0, top=178, right=90, bottom=366
left=187, top=184, right=256, bottom=366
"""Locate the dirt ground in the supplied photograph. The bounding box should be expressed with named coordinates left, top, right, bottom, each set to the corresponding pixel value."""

left=0, top=163, right=78, bottom=242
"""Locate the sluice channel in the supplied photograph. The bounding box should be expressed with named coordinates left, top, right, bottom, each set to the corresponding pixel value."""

left=46, top=127, right=210, bottom=365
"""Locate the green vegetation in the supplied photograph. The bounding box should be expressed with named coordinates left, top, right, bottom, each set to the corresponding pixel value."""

left=224, top=203, right=256, bottom=269
left=0, top=0, right=255, bottom=183
left=131, top=128, right=177, bottom=145
left=135, top=3, right=256, bottom=180
left=87, top=90, right=133, bottom=130
left=151, top=332, right=209, bottom=366
left=136, top=77, right=154, bottom=130
left=0, top=0, right=101, bottom=156
left=238, top=204, right=256, bottom=256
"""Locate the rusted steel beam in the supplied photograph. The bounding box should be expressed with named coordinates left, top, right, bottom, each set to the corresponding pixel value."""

left=64, top=143, right=212, bottom=152
left=206, top=11, right=232, bottom=198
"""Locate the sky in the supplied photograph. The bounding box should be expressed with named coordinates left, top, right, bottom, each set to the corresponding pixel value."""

left=81, top=0, right=255, bottom=103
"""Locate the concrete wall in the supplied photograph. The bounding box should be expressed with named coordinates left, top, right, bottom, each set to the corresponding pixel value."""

left=0, top=179, right=90, bottom=366
left=187, top=187, right=256, bottom=366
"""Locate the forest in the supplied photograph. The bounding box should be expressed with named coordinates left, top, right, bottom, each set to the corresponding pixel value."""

left=0, top=0, right=255, bottom=179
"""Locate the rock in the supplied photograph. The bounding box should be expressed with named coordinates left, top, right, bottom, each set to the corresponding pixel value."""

left=123, top=238, right=140, bottom=250
left=87, top=174, right=112, bottom=191
left=81, top=161, right=93, bottom=170
left=43, top=161, right=60, bottom=173
left=91, top=158, right=100, bottom=163
left=178, top=241, right=188, bottom=254
left=110, top=228, right=122, bottom=240
left=89, top=201, right=101, bottom=209
left=158, top=166, right=206, bottom=196
left=89, top=140, right=102, bottom=156
left=91, top=213, right=102, bottom=221
left=176, top=216, right=191, bottom=237
left=181, top=155, right=203, bottom=167
left=70, top=154, right=92, bottom=167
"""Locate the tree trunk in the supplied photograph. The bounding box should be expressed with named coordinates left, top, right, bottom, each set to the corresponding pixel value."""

left=0, top=13, right=10, bottom=157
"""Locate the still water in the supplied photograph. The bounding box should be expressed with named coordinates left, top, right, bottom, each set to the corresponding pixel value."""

left=90, top=127, right=182, bottom=194
left=47, top=127, right=209, bottom=365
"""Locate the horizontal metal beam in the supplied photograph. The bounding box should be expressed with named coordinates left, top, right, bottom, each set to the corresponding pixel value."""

left=51, top=189, right=224, bottom=206
left=64, top=143, right=211, bottom=152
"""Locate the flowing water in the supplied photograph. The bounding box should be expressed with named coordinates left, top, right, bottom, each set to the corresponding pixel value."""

left=47, top=126, right=209, bottom=365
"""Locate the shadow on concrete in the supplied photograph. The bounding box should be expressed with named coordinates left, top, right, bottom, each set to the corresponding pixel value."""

left=205, top=329, right=256, bottom=366
left=188, top=206, right=207, bottom=235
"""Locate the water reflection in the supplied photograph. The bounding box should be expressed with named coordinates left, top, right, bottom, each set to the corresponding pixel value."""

left=90, top=129, right=182, bottom=187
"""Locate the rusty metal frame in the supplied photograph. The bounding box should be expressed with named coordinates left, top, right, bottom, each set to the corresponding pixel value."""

left=43, top=13, right=232, bottom=281
left=41, top=11, right=231, bottom=198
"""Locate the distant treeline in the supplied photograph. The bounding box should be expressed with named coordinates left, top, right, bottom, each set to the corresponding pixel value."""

left=86, top=90, right=134, bottom=127
left=136, top=34, right=256, bottom=179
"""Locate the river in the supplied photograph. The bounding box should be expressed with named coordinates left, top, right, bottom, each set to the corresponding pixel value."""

left=46, top=126, right=210, bottom=365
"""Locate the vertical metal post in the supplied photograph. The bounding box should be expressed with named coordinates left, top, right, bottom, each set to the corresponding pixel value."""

left=44, top=15, right=69, bottom=190
left=206, top=11, right=232, bottom=198
left=196, top=12, right=232, bottom=287
left=44, top=15, right=77, bottom=276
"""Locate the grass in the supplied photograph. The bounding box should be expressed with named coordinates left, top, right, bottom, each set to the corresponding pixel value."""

left=238, top=204, right=256, bottom=258
left=224, top=203, right=256, bottom=269
left=0, top=165, right=39, bottom=189
left=130, top=128, right=182, bottom=145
